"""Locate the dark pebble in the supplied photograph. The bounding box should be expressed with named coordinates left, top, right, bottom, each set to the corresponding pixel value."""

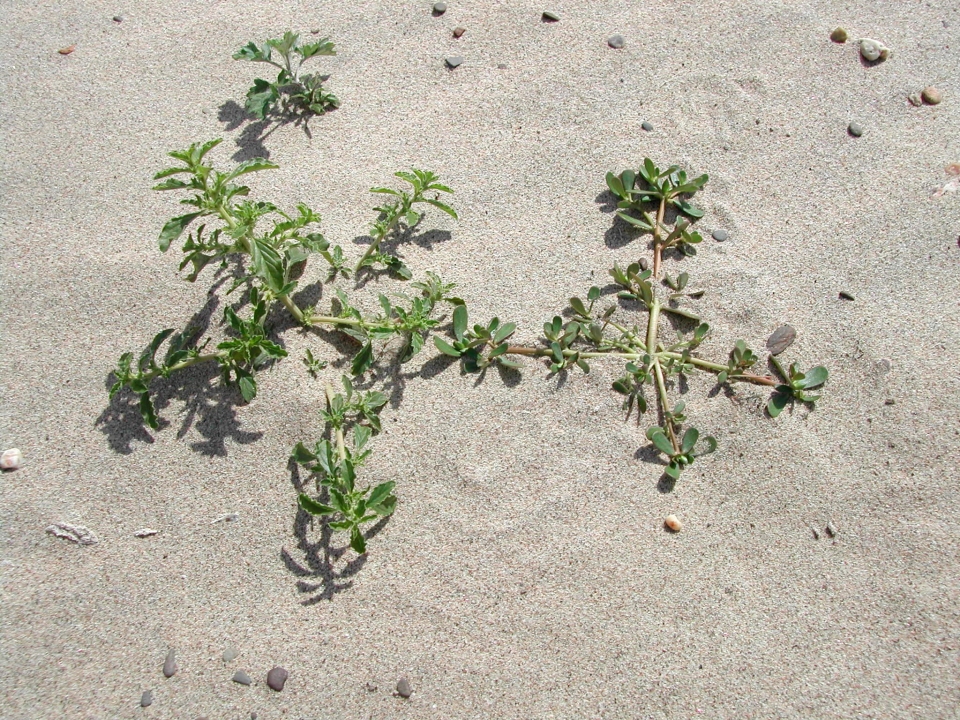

left=765, top=325, right=797, bottom=356
left=884, top=398, right=896, bottom=405
left=847, top=122, right=863, bottom=137
left=397, top=676, right=413, bottom=698
left=712, top=229, right=729, bottom=241
left=608, top=34, right=624, bottom=49
left=113, top=15, right=124, bottom=23
left=453, top=27, right=466, bottom=38
left=838, top=291, right=855, bottom=301
left=140, top=690, right=153, bottom=707
left=232, top=670, right=252, bottom=686
left=445, top=56, right=463, bottom=68
left=641, top=121, right=653, bottom=131
left=542, top=11, right=560, bottom=22
left=433, top=2, right=447, bottom=14
left=163, top=649, right=177, bottom=678
left=267, top=666, right=288, bottom=691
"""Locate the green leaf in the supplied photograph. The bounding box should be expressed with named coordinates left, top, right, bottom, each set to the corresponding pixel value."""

left=493, top=322, right=516, bottom=344
left=245, top=78, right=279, bottom=119
left=587, top=286, right=601, bottom=302
left=453, top=304, right=468, bottom=341
left=238, top=374, right=257, bottom=402
left=424, top=198, right=458, bottom=219
left=367, top=481, right=396, bottom=510
left=617, top=211, right=654, bottom=230
left=569, top=297, right=588, bottom=317
left=227, top=158, right=279, bottom=180
left=661, top=306, right=701, bottom=322
left=694, top=436, right=718, bottom=457
left=292, top=442, right=318, bottom=464
left=350, top=526, right=366, bottom=554
left=649, top=429, right=675, bottom=456
left=152, top=177, right=190, bottom=191
left=664, top=461, right=681, bottom=480
left=498, top=358, right=523, bottom=369
left=298, top=494, right=335, bottom=516
left=351, top=343, right=374, bottom=376
left=139, top=392, right=158, bottom=429
left=433, top=337, right=461, bottom=357
left=159, top=212, right=202, bottom=252
left=767, top=391, right=791, bottom=418
left=681, top=427, right=699, bottom=454
left=605, top=172, right=625, bottom=198
left=798, top=366, right=828, bottom=389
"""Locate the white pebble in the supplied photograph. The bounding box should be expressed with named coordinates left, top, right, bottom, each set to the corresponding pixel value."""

left=46, top=522, right=99, bottom=545
left=664, top=514, right=683, bottom=532
left=134, top=528, right=160, bottom=538
left=1, top=448, right=22, bottom=470
left=859, top=38, right=889, bottom=62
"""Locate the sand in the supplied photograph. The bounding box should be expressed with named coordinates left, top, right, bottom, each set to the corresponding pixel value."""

left=1, top=1, right=959, bottom=717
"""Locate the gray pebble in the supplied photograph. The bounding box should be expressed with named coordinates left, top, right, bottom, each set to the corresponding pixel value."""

left=922, top=86, right=942, bottom=105
left=608, top=34, right=624, bottom=49
left=397, top=676, right=413, bottom=698
left=162, top=649, right=177, bottom=678
left=877, top=358, right=892, bottom=373
left=825, top=522, right=839, bottom=538
left=113, top=15, right=124, bottom=23
left=641, top=121, right=653, bottom=132
left=222, top=647, right=239, bottom=662
left=712, top=229, right=729, bottom=242
left=908, top=93, right=923, bottom=107
left=542, top=11, right=560, bottom=22
left=232, top=670, right=252, bottom=686
left=140, top=690, right=153, bottom=707
left=765, top=325, right=796, bottom=356
left=638, top=257, right=649, bottom=271
left=847, top=122, right=863, bottom=137
left=445, top=56, right=463, bottom=68
left=433, top=2, right=447, bottom=14
left=267, top=666, right=288, bottom=691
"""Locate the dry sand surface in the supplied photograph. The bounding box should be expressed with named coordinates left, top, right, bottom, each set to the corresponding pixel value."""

left=2, top=1, right=959, bottom=718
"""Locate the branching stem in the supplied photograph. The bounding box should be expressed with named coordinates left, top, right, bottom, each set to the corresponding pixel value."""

left=325, top=384, right=347, bottom=462
left=652, top=197, right=666, bottom=279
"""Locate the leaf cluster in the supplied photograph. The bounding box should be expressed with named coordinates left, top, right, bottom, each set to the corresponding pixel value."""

left=767, top=360, right=828, bottom=418
left=646, top=425, right=717, bottom=480
left=433, top=305, right=520, bottom=372
left=217, top=288, right=288, bottom=402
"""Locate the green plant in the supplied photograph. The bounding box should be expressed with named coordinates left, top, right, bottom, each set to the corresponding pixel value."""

left=233, top=31, right=339, bottom=119
left=294, top=379, right=395, bottom=553
left=435, top=158, right=828, bottom=482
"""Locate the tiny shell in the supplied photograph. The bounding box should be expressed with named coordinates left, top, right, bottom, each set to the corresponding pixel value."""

left=664, top=514, right=682, bottom=532
left=1, top=448, right=22, bottom=470
left=58, top=45, right=76, bottom=55
left=134, top=528, right=159, bottom=538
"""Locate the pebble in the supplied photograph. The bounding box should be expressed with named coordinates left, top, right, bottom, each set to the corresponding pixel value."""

left=829, top=27, right=847, bottom=43
left=223, top=647, right=239, bottom=662
left=58, top=45, right=76, bottom=55
left=396, top=677, right=413, bottom=698
left=922, top=86, right=942, bottom=105
left=811, top=526, right=820, bottom=540
left=112, top=15, right=124, bottom=23
left=310, top=29, right=320, bottom=34
left=877, top=358, right=892, bottom=373
left=859, top=38, right=889, bottom=62
left=542, top=11, right=560, bottom=22
left=908, top=93, right=923, bottom=107
left=453, top=27, right=465, bottom=38
left=765, top=325, right=797, bottom=355
left=46, top=522, right=99, bottom=545
left=266, top=666, right=288, bottom=691
left=638, top=257, right=649, bottom=271
left=825, top=522, right=838, bottom=538
left=847, top=122, right=863, bottom=137
left=433, top=1, right=447, bottom=14
left=140, top=690, right=153, bottom=707
left=445, top=56, right=463, bottom=68
left=134, top=528, right=159, bottom=538
left=232, top=670, right=252, bottom=686
left=664, top=515, right=682, bottom=532
left=163, top=649, right=177, bottom=678
left=1, top=448, right=22, bottom=470
left=608, top=34, right=624, bottom=49
left=641, top=121, right=653, bottom=131
left=838, top=291, right=855, bottom=301
left=711, top=229, right=728, bottom=242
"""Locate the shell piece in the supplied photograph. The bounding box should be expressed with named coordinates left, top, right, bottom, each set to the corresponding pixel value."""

left=134, top=528, right=160, bottom=538
left=1, top=448, right=22, bottom=470
left=46, top=522, right=99, bottom=545
left=664, top=514, right=683, bottom=532
left=859, top=38, right=889, bottom=62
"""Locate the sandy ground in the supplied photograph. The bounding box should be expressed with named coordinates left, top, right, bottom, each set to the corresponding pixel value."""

left=2, top=1, right=959, bottom=718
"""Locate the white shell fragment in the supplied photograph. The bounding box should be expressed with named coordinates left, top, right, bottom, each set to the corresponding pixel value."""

left=134, top=528, right=160, bottom=538
left=859, top=38, right=889, bottom=62
left=1, top=448, right=22, bottom=470
left=46, top=522, right=99, bottom=545
left=664, top=514, right=683, bottom=532
left=210, top=512, right=239, bottom=524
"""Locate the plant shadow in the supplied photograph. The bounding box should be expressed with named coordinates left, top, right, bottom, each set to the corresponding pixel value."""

left=218, top=100, right=333, bottom=162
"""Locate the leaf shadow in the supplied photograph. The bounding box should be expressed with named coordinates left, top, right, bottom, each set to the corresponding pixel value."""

left=219, top=99, right=334, bottom=162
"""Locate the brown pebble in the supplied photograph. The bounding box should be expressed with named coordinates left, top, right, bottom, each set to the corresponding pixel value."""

left=266, top=666, right=288, bottom=691
left=58, top=45, right=76, bottom=55
left=921, top=86, right=942, bottom=105
left=162, top=648, right=177, bottom=678
left=453, top=27, right=466, bottom=38
left=838, top=291, right=855, bottom=301
left=765, top=324, right=797, bottom=356
left=664, top=514, right=682, bottom=532
left=829, top=27, right=848, bottom=43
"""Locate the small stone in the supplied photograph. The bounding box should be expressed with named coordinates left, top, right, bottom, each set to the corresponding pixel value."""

left=58, top=45, right=76, bottom=55
left=847, top=122, right=863, bottom=137
left=859, top=38, right=889, bottom=62
left=140, top=690, right=153, bottom=707
left=811, top=526, right=820, bottom=540
left=445, top=56, right=463, bottom=68
left=134, top=528, right=159, bottom=538
left=433, top=2, right=447, bottom=14
left=222, top=647, right=239, bottom=662
left=765, top=325, right=797, bottom=356
left=542, top=11, right=560, bottom=22
left=877, top=358, right=892, bottom=373
left=908, top=93, right=923, bottom=107
left=638, top=257, right=649, bottom=271
left=664, top=515, right=682, bottom=532
left=641, top=121, right=653, bottom=132
left=825, top=522, right=839, bottom=538
left=163, top=649, right=177, bottom=678
left=712, top=229, right=729, bottom=242
left=267, top=666, right=288, bottom=691
left=396, top=677, right=413, bottom=698
left=1, top=448, right=22, bottom=470
left=453, top=27, right=466, bottom=38
left=46, top=522, right=99, bottom=545
left=838, top=291, right=855, bottom=301
left=830, top=27, right=848, bottom=43
left=608, top=34, right=624, bottom=49
left=921, top=86, right=942, bottom=105
left=884, top=398, right=896, bottom=405
left=232, top=670, right=252, bottom=686
left=112, top=15, right=124, bottom=23
left=310, top=28, right=320, bottom=34
left=365, top=682, right=378, bottom=692
left=497, top=63, right=507, bottom=69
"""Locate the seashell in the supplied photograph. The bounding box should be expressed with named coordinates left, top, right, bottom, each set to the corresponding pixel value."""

left=859, top=38, right=889, bottom=62
left=664, top=514, right=683, bottom=532
left=1, top=448, right=22, bottom=470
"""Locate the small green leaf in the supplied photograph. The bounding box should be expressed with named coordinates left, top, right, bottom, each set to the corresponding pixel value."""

left=681, top=427, right=699, bottom=454
left=238, top=374, right=257, bottom=402
left=767, top=391, right=791, bottom=418
left=798, top=366, right=828, bottom=389
left=227, top=158, right=279, bottom=180
left=139, top=392, right=158, bottom=429
left=350, top=526, right=366, bottom=554
left=649, top=429, right=675, bottom=456
left=351, top=343, right=374, bottom=376
left=587, top=286, right=601, bottom=302
left=292, top=442, right=318, bottom=464
left=424, top=198, right=458, bottom=219
left=367, top=481, right=396, bottom=509
left=493, top=322, right=516, bottom=344
left=453, top=304, right=468, bottom=341
left=569, top=297, right=588, bottom=317
left=664, top=462, right=681, bottom=480
left=433, top=337, right=461, bottom=357
left=298, top=494, right=335, bottom=516
left=159, top=212, right=202, bottom=252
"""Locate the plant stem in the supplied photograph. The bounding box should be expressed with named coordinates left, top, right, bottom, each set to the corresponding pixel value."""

left=354, top=196, right=415, bottom=273
left=325, top=384, right=347, bottom=462
left=652, top=196, right=666, bottom=279
left=645, top=298, right=678, bottom=451
left=309, top=315, right=365, bottom=329
left=140, top=352, right=224, bottom=382
left=504, top=346, right=645, bottom=360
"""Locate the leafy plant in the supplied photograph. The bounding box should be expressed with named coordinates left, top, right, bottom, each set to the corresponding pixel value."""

left=767, top=358, right=829, bottom=418
left=233, top=31, right=339, bottom=119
